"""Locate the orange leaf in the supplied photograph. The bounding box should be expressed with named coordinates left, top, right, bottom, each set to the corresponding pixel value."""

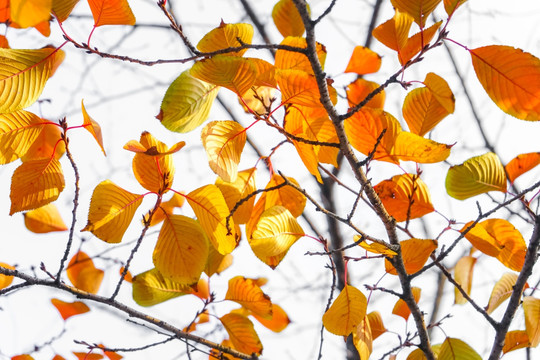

left=264, top=174, right=306, bottom=218
left=0, top=110, right=47, bottom=164
left=73, top=353, right=103, bottom=360
left=276, top=69, right=336, bottom=108
left=220, top=313, right=263, bottom=355
left=24, top=203, right=67, bottom=233
left=226, top=276, right=272, bottom=319
left=453, top=256, right=476, bottom=305
left=204, top=243, right=233, bottom=277
left=275, top=37, right=326, bottom=74
left=470, top=45, right=540, bottom=121
left=323, top=285, right=367, bottom=336
left=367, top=311, right=387, bottom=340
left=505, top=152, right=540, bottom=183
left=391, top=0, right=442, bottom=27
left=486, top=273, right=528, bottom=315
left=88, top=0, right=135, bottom=27
left=272, top=0, right=307, bottom=37
left=52, top=0, right=80, bottom=23
left=392, top=287, right=421, bottom=320
left=0, top=262, right=15, bottom=290
left=374, top=173, right=435, bottom=222
left=67, top=251, right=104, bottom=294
left=503, top=330, right=531, bottom=354
left=251, top=303, right=291, bottom=333
left=345, top=46, right=381, bottom=75
left=392, top=132, right=451, bottom=163
left=119, top=267, right=133, bottom=283
left=51, top=298, right=90, bottom=320
left=385, top=239, right=437, bottom=275
left=398, top=21, right=442, bottom=65
left=346, top=78, right=385, bottom=109
left=352, top=316, right=373, bottom=360
left=10, top=158, right=64, bottom=215
left=216, top=167, right=257, bottom=224
left=460, top=220, right=505, bottom=257
left=11, top=356, right=34, bottom=360
left=81, top=100, right=106, bottom=155
left=444, top=0, right=467, bottom=16
left=197, top=22, right=253, bottom=56
left=10, top=0, right=51, bottom=28
left=372, top=10, right=413, bottom=52
left=21, top=121, right=65, bottom=162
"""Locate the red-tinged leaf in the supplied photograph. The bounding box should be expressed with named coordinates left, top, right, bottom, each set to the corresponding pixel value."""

left=24, top=203, right=67, bottom=233
left=81, top=100, right=106, bottom=155
left=220, top=313, right=263, bottom=355
left=10, top=158, right=64, bottom=215
left=276, top=69, right=337, bottom=107
left=352, top=316, right=373, bottom=360
left=438, top=338, right=481, bottom=360
left=453, top=256, right=476, bottom=305
left=251, top=303, right=291, bottom=333
left=392, top=132, right=451, bottom=163
left=52, top=356, right=66, bottom=360
left=10, top=0, right=51, bottom=28
left=0, top=35, right=8, bottom=48
left=264, top=174, right=306, bottom=218
left=392, top=287, right=421, bottom=320
left=51, top=298, right=90, bottom=320
left=88, top=0, right=135, bottom=27
left=275, top=37, right=326, bottom=74
left=470, top=45, right=540, bottom=121
left=323, top=285, right=367, bottom=336
left=0, top=110, right=47, bottom=164
left=446, top=152, right=507, bottom=200
left=132, top=268, right=194, bottom=306
left=52, top=0, right=80, bottom=23
left=344, top=108, right=401, bottom=164
left=385, top=239, right=437, bottom=275
left=0, top=47, right=65, bottom=114
left=201, top=120, right=246, bottom=182
left=503, top=330, right=531, bottom=354
left=21, top=121, right=65, bottom=162
left=73, top=353, right=103, bottom=360
left=197, top=22, right=253, bottom=56
left=345, top=46, right=381, bottom=75
left=82, top=180, right=143, bottom=243
left=506, top=152, right=540, bottom=183
left=97, top=345, right=123, bottom=360
left=272, top=0, right=308, bottom=37
left=346, top=78, right=385, bottom=109
left=523, top=296, right=540, bottom=347
left=11, top=356, right=34, bottom=360
left=226, top=276, right=272, bottom=319
left=398, top=21, right=442, bottom=65
left=374, top=173, right=435, bottom=222
left=444, top=0, right=467, bottom=16
left=372, top=10, right=413, bottom=52
left=486, top=273, right=528, bottom=314
left=391, top=0, right=442, bottom=27
left=187, top=184, right=239, bottom=255
left=67, top=251, right=104, bottom=294
left=0, top=262, right=15, bottom=290
left=367, top=311, right=387, bottom=340
left=216, top=167, right=257, bottom=225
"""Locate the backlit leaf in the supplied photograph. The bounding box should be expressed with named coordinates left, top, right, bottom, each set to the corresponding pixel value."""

left=357, top=237, right=397, bottom=257
left=251, top=303, right=291, bottom=332
left=503, top=330, right=531, bottom=354
left=470, top=45, right=540, bottom=121
left=323, top=285, right=367, bottom=336
left=249, top=205, right=303, bottom=268
left=272, top=0, right=307, bottom=37
left=201, top=120, right=246, bottom=182
left=276, top=69, right=337, bottom=107
left=157, top=70, right=218, bottom=133
left=10, top=0, right=51, bottom=28
left=385, top=239, right=437, bottom=275
left=197, top=22, right=253, bottom=56
left=20, top=120, right=65, bottom=161
left=505, top=152, right=540, bottom=183
left=51, top=298, right=90, bottom=320
left=453, top=256, right=476, bottom=305
left=438, top=338, right=481, bottom=360
left=241, top=86, right=275, bottom=115
left=132, top=268, right=194, bottom=306
left=52, top=0, right=80, bottom=23
left=81, top=100, right=106, bottom=155
left=407, top=345, right=443, bottom=360
left=88, top=0, right=135, bottom=27
left=10, top=158, right=64, bottom=214
left=346, top=78, right=385, bottom=109
left=24, top=203, right=67, bottom=233
left=82, top=180, right=143, bottom=243
left=11, top=356, right=34, bottom=360
left=187, top=184, right=239, bottom=255
left=461, top=220, right=503, bottom=257
left=73, top=353, right=102, bottom=360
left=0, top=110, right=46, bottom=164
left=216, top=167, right=257, bottom=224
left=265, top=174, right=306, bottom=218
left=149, top=192, right=185, bottom=226
left=67, top=251, right=103, bottom=294
left=392, top=132, right=451, bottom=163
left=352, top=316, right=372, bottom=360
left=153, top=215, right=209, bottom=285
left=391, top=0, right=442, bottom=27
left=0, top=47, right=65, bottom=114
left=226, top=276, right=272, bottom=319
left=374, top=174, right=435, bottom=222
left=392, top=287, right=421, bottom=320
left=220, top=313, right=263, bottom=355
left=446, top=152, right=507, bottom=200
left=486, top=273, right=526, bottom=314
left=275, top=37, right=326, bottom=74
left=367, top=311, right=387, bottom=340
left=444, top=0, right=467, bottom=16
left=523, top=296, right=540, bottom=347
left=372, top=10, right=413, bottom=51
left=346, top=46, right=381, bottom=75
left=398, top=21, right=442, bottom=65
left=204, top=243, right=233, bottom=277
left=0, top=262, right=15, bottom=289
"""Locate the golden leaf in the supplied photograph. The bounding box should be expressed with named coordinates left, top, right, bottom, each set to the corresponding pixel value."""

left=10, top=0, right=51, bottom=28
left=276, top=69, right=337, bottom=107
left=52, top=0, right=80, bottom=23
left=523, top=296, right=540, bottom=347
left=21, top=121, right=65, bottom=162
left=264, top=174, right=306, bottom=218
left=352, top=316, right=373, bottom=360
left=226, top=276, right=273, bottom=319
left=132, top=268, right=194, bottom=307
left=444, top=0, right=467, bottom=16
left=81, top=100, right=106, bottom=155
left=67, top=251, right=104, bottom=294
left=392, top=132, right=451, bottom=163
left=390, top=0, right=442, bottom=27
left=392, top=287, right=421, bottom=320
left=367, top=311, right=387, bottom=340
left=24, top=203, right=67, bottom=233
left=453, top=256, right=476, bottom=305
left=438, top=338, right=481, bottom=360
left=272, top=0, right=307, bottom=37
left=220, top=313, right=263, bottom=355
left=88, top=0, right=135, bottom=27
left=0, top=110, right=46, bottom=164
left=503, top=330, right=531, bottom=354
left=346, top=78, right=386, bottom=109
left=322, top=285, right=367, bottom=336
left=216, top=167, right=257, bottom=224
left=251, top=303, right=291, bottom=333
left=398, top=21, right=442, bottom=65
left=486, top=273, right=527, bottom=315
left=275, top=36, right=326, bottom=74
left=372, top=10, right=413, bottom=51
left=346, top=46, right=381, bottom=75
left=197, top=22, right=253, bottom=56
left=385, top=239, right=437, bottom=275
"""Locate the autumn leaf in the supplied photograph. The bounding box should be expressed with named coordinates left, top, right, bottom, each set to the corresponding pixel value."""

left=323, top=285, right=367, bottom=336
left=352, top=316, right=373, bottom=360
left=445, top=152, right=507, bottom=200
left=272, top=0, right=308, bottom=37
left=453, top=256, right=476, bottom=305
left=390, top=0, right=442, bottom=27
left=523, top=296, right=540, bottom=347
left=21, top=120, right=65, bottom=161
left=345, top=46, right=381, bottom=75
left=220, top=313, right=263, bottom=355
left=438, top=337, right=481, bottom=360
left=372, top=9, right=413, bottom=52
left=367, top=311, right=387, bottom=340
left=505, top=152, right=540, bottom=183
left=357, top=237, right=397, bottom=257
left=201, top=120, right=246, bottom=182
left=398, top=21, right=442, bottom=65
left=153, top=215, right=209, bottom=285
left=444, top=0, right=467, bottom=16
left=10, top=158, right=65, bottom=214
left=51, top=298, right=90, bottom=320
left=264, top=174, right=306, bottom=217
left=392, top=287, right=421, bottom=320
left=275, top=37, right=326, bottom=74
left=346, top=78, right=385, bottom=109
left=148, top=192, right=185, bottom=226
left=0, top=110, right=47, bottom=164
left=0, top=262, right=15, bottom=290
left=81, top=100, right=106, bottom=155
left=470, top=45, right=540, bottom=121
left=216, top=167, right=257, bottom=224
left=226, top=276, right=273, bottom=319
left=132, top=268, right=195, bottom=306
left=82, top=180, right=143, bottom=243
left=52, top=0, right=80, bottom=23
left=67, top=251, right=104, bottom=294
left=251, top=303, right=291, bottom=333
left=276, top=69, right=337, bottom=107
left=24, top=203, right=67, bottom=233
left=503, top=330, right=531, bottom=354
left=10, top=0, right=51, bottom=28
left=392, top=132, right=451, bottom=163
left=197, top=22, right=253, bottom=56
left=204, top=243, right=233, bottom=277
left=486, top=273, right=528, bottom=314
left=88, top=0, right=135, bottom=27
left=385, top=239, right=437, bottom=275
left=73, top=353, right=103, bottom=360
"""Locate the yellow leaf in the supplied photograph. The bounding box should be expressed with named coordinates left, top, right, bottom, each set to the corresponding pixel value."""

left=523, top=296, right=540, bottom=347
left=10, top=158, right=64, bottom=215
left=240, top=86, right=275, bottom=115
left=220, top=313, right=263, bottom=355
left=153, top=215, right=209, bottom=285
left=132, top=268, right=194, bottom=307
left=52, top=0, right=80, bottom=23
left=357, top=237, right=397, bottom=257
left=264, top=174, right=306, bottom=218
left=24, top=203, right=67, bottom=233
left=346, top=78, right=386, bottom=109
left=21, top=120, right=65, bottom=162
left=50, top=298, right=90, bottom=320
left=392, top=132, right=451, bottom=163
left=216, top=167, right=257, bottom=224
left=67, top=251, right=104, bottom=294
left=446, top=152, right=507, bottom=200
left=461, top=220, right=504, bottom=257
left=398, top=21, right=442, bottom=65
left=275, top=36, right=326, bottom=74
left=249, top=205, right=303, bottom=268
left=372, top=10, right=413, bottom=52
left=367, top=311, right=387, bottom=340
left=81, top=100, right=106, bottom=155
left=385, top=239, right=437, bottom=275
left=322, top=285, right=367, bottom=336
left=226, top=276, right=273, bottom=319
left=272, top=0, right=307, bottom=37
left=0, top=47, right=65, bottom=114
left=88, top=0, right=135, bottom=27
left=403, top=73, right=454, bottom=136
left=470, top=45, right=540, bottom=121
left=0, top=262, right=15, bottom=290
left=346, top=46, right=381, bottom=75
left=197, top=22, right=253, bottom=56
left=486, top=273, right=527, bottom=314
left=392, top=287, right=421, bottom=320
left=82, top=180, right=143, bottom=243
left=204, top=243, right=233, bottom=277
left=374, top=174, right=435, bottom=222
left=148, top=192, right=185, bottom=227
left=353, top=316, right=373, bottom=360
left=444, top=0, right=467, bottom=16
left=505, top=152, right=540, bottom=183
left=246, top=192, right=267, bottom=239
left=10, top=0, right=51, bottom=28
left=407, top=345, right=443, bottom=360
left=251, top=303, right=291, bottom=333
left=187, top=184, right=239, bottom=255
left=276, top=69, right=337, bottom=108
left=453, top=256, right=476, bottom=305
left=201, top=120, right=246, bottom=182
left=0, top=110, right=47, bottom=164
left=438, top=337, right=481, bottom=360
left=390, top=0, right=442, bottom=27
left=503, top=330, right=531, bottom=354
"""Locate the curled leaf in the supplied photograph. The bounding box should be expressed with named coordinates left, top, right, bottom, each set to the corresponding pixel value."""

left=132, top=268, right=194, bottom=307
left=24, top=203, right=67, bottom=233
left=220, top=313, right=263, bottom=356
left=67, top=251, right=104, bottom=294
left=226, top=276, right=272, bottom=319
